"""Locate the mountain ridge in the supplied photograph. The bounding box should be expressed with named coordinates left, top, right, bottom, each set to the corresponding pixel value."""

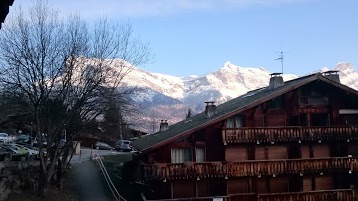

left=121, top=62, right=358, bottom=133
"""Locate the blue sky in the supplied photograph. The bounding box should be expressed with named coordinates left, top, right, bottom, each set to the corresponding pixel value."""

left=12, top=0, right=358, bottom=77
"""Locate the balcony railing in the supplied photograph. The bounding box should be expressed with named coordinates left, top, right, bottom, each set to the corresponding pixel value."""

left=255, top=189, right=357, bottom=201
left=143, top=157, right=358, bottom=181
left=146, top=189, right=357, bottom=201
left=222, top=126, right=358, bottom=144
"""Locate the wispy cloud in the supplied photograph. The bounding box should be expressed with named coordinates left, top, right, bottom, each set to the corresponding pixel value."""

left=16, top=0, right=314, bottom=19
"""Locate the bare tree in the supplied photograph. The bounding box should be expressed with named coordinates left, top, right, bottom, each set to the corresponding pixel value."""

left=0, top=0, right=151, bottom=196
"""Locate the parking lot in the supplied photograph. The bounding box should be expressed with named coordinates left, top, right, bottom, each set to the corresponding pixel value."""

left=1, top=132, right=134, bottom=164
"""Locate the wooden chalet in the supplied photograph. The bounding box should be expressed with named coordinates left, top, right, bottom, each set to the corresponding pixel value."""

left=130, top=71, right=358, bottom=201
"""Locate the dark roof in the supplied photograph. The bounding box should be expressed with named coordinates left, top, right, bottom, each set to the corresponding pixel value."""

left=323, top=70, right=339, bottom=75
left=131, top=73, right=358, bottom=153
left=0, top=0, right=14, bottom=29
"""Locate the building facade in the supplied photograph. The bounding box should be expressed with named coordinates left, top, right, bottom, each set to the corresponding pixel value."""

left=131, top=72, right=358, bottom=201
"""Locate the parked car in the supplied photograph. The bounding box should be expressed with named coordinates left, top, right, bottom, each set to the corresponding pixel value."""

left=14, top=144, right=40, bottom=159
left=16, top=134, right=33, bottom=145
left=0, top=144, right=28, bottom=161
left=0, top=133, right=10, bottom=143
left=94, top=141, right=113, bottom=150
left=115, top=140, right=132, bottom=152
left=1, top=144, right=29, bottom=155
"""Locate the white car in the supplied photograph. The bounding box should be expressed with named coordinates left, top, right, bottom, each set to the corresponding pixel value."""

left=1, top=143, right=29, bottom=154
left=0, top=133, right=10, bottom=143
left=14, top=144, right=39, bottom=157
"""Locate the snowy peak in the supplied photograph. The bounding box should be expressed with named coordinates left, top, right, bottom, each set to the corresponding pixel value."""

left=320, top=62, right=354, bottom=72
left=126, top=61, right=358, bottom=108
left=221, top=61, right=237, bottom=72
left=121, top=61, right=358, bottom=133
left=123, top=66, right=185, bottom=100
left=220, top=61, right=268, bottom=75
left=317, top=63, right=358, bottom=91
left=335, top=62, right=354, bottom=71
left=334, top=63, right=358, bottom=91
left=212, top=62, right=298, bottom=100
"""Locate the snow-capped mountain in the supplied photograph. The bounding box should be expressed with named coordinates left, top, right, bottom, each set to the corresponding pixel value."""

left=120, top=61, right=358, bottom=133
left=123, top=61, right=297, bottom=106
left=324, top=63, right=358, bottom=90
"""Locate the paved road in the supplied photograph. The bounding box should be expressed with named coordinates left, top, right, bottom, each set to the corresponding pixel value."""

left=70, top=148, right=130, bottom=164
left=73, top=159, right=116, bottom=201
left=71, top=148, right=132, bottom=200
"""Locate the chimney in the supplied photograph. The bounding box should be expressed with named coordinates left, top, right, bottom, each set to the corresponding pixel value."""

left=322, top=70, right=340, bottom=83
left=159, top=120, right=169, bottom=132
left=205, top=101, right=217, bottom=118
left=268, top=73, right=284, bottom=90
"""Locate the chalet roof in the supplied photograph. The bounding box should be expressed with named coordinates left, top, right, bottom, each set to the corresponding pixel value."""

left=131, top=73, right=358, bottom=153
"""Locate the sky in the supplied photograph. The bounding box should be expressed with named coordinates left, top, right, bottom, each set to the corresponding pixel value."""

left=10, top=0, right=358, bottom=77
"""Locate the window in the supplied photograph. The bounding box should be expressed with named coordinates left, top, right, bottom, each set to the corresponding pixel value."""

left=195, top=148, right=205, bottom=162
left=342, top=114, right=358, bottom=125
left=298, top=85, right=328, bottom=106
left=226, top=115, right=243, bottom=128
left=171, top=148, right=192, bottom=163
left=311, top=113, right=330, bottom=126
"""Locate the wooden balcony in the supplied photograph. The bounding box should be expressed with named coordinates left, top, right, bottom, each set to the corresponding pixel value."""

left=146, top=189, right=357, bottom=201
left=222, top=126, right=358, bottom=144
left=255, top=189, right=357, bottom=201
left=143, top=157, right=358, bottom=181
left=146, top=193, right=256, bottom=201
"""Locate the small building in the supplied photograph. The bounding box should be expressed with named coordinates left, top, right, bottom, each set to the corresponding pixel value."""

left=131, top=72, right=358, bottom=201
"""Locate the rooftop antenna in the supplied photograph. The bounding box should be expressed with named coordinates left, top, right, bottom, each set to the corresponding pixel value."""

left=275, top=42, right=288, bottom=74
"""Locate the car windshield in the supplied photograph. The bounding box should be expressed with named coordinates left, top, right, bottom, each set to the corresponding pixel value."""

left=123, top=141, right=130, bottom=144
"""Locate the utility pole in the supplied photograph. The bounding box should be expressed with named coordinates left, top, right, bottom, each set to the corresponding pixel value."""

left=275, top=42, right=288, bottom=74
left=275, top=51, right=284, bottom=74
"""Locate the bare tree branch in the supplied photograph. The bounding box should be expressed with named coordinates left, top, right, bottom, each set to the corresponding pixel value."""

left=0, top=0, right=151, bottom=196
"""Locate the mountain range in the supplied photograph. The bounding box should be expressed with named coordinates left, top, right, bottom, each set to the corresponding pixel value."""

left=121, top=61, right=358, bottom=133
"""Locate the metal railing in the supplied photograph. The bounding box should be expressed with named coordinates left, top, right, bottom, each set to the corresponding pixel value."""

left=222, top=126, right=358, bottom=144
left=92, top=153, right=127, bottom=201
left=143, top=157, right=358, bottom=181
